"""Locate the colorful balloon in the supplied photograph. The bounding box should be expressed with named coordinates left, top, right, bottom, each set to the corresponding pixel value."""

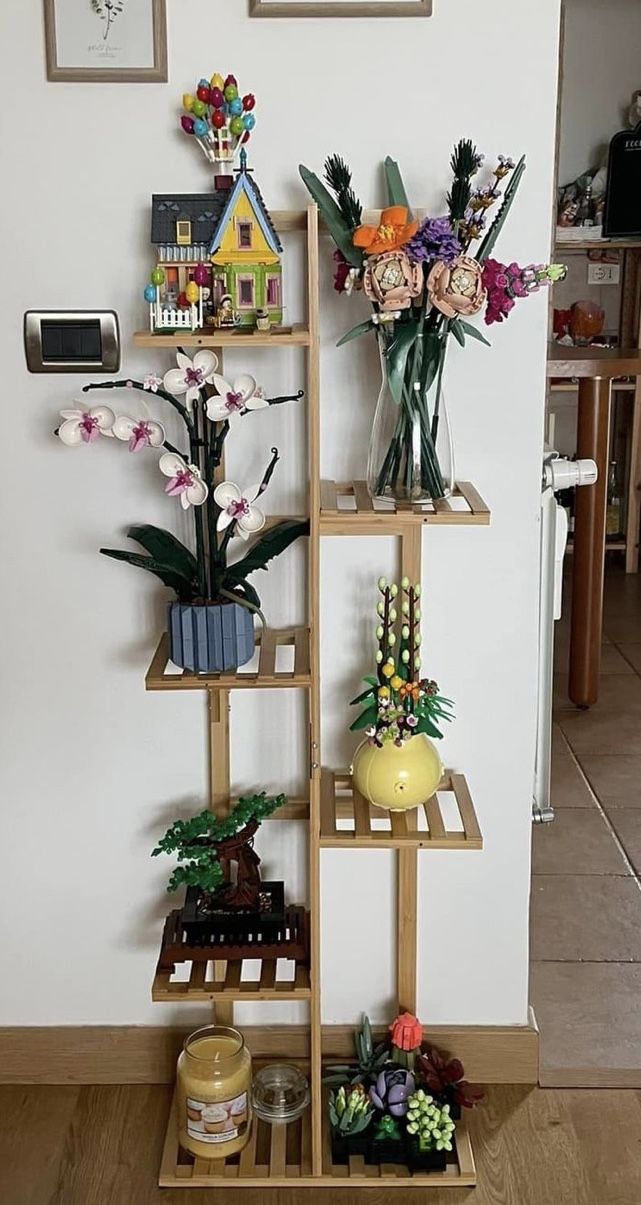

left=210, top=86, right=224, bottom=109
left=185, top=281, right=200, bottom=304
left=198, top=77, right=210, bottom=88
left=193, top=117, right=208, bottom=137
left=180, top=115, right=195, bottom=134
left=212, top=109, right=225, bottom=130
left=194, top=263, right=209, bottom=286
left=197, top=85, right=210, bottom=103
left=229, top=97, right=243, bottom=117
left=210, top=72, right=224, bottom=90
left=224, top=84, right=238, bottom=102
left=144, top=284, right=156, bottom=303
left=224, top=74, right=238, bottom=87
left=242, top=93, right=256, bottom=111
left=182, top=93, right=195, bottom=111
left=177, top=291, right=189, bottom=308
left=243, top=113, right=255, bottom=131
left=151, top=267, right=165, bottom=286
left=230, top=115, right=245, bottom=136
left=192, top=99, right=206, bottom=117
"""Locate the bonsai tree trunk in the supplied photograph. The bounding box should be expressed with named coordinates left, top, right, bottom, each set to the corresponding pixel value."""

left=214, top=818, right=262, bottom=910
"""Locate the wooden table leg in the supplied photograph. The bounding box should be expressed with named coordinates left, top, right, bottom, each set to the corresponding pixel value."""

left=569, top=377, right=612, bottom=707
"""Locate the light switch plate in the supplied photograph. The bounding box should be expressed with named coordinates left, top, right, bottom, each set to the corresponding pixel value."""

left=24, top=310, right=120, bottom=373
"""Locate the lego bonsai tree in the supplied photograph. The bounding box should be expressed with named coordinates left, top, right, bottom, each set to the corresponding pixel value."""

left=54, top=352, right=307, bottom=672
left=152, top=791, right=286, bottom=913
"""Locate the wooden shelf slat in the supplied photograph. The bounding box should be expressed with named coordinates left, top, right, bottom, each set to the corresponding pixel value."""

left=152, top=957, right=311, bottom=1003
left=319, top=769, right=482, bottom=850
left=133, top=322, right=312, bottom=349
left=319, top=479, right=490, bottom=532
left=159, top=1090, right=476, bottom=1187
left=145, top=628, right=311, bottom=692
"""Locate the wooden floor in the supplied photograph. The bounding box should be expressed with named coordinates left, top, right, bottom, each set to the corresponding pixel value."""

left=2, top=1084, right=640, bottom=1204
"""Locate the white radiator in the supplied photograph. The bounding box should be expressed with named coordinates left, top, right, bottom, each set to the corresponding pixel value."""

left=533, top=454, right=597, bottom=822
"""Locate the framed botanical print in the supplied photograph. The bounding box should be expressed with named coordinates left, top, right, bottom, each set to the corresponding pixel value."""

left=250, top=0, right=431, bottom=16
left=44, top=0, right=168, bottom=82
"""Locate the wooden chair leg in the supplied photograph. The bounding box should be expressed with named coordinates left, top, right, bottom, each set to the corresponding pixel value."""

left=569, top=378, right=611, bottom=707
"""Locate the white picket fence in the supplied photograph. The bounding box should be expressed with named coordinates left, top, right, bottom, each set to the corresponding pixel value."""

left=151, top=303, right=200, bottom=333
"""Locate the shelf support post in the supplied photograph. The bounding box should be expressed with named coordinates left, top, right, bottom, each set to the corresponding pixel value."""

left=307, top=202, right=324, bottom=1178
left=396, top=526, right=422, bottom=1013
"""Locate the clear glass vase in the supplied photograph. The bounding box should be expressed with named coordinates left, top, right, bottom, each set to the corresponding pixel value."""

left=367, top=335, right=455, bottom=504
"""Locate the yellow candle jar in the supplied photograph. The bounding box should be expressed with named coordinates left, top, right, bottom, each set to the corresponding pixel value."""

left=177, top=1025, right=252, bottom=1159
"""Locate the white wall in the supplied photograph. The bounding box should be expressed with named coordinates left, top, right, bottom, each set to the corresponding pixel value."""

left=0, top=0, right=561, bottom=1028
left=559, top=0, right=641, bottom=184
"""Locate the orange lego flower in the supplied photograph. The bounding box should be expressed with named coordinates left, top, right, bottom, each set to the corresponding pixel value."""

left=390, top=1012, right=423, bottom=1053
left=353, top=206, right=419, bottom=256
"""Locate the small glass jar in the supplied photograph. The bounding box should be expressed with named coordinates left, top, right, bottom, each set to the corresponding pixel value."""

left=177, top=1025, right=252, bottom=1159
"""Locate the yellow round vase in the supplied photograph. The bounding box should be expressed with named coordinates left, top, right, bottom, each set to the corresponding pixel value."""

left=352, top=734, right=443, bottom=812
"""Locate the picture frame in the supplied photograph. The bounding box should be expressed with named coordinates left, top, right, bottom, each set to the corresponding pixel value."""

left=250, top=0, right=431, bottom=17
left=44, top=0, right=168, bottom=82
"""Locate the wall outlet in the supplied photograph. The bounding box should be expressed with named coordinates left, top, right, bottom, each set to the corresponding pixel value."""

left=587, top=262, right=620, bottom=285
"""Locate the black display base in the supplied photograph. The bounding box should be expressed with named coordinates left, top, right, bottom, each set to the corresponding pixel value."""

left=330, top=1130, right=448, bottom=1173
left=181, top=882, right=286, bottom=946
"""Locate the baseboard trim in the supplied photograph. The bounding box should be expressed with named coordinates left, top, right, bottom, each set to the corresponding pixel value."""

left=539, top=1067, right=641, bottom=1088
left=0, top=1023, right=538, bottom=1085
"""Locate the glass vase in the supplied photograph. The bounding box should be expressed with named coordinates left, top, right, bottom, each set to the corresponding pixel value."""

left=367, top=335, right=455, bottom=504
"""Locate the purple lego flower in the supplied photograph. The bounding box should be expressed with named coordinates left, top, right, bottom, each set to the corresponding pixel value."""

left=405, top=216, right=462, bottom=266
left=369, top=1068, right=415, bottom=1117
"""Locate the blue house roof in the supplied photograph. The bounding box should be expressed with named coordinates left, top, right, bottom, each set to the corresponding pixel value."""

left=208, top=165, right=283, bottom=257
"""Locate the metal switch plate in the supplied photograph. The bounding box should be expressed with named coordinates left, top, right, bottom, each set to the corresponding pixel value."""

left=24, top=310, right=121, bottom=373
left=587, top=262, right=620, bottom=286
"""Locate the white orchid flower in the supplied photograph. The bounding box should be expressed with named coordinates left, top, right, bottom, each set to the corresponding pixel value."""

left=159, top=452, right=208, bottom=510
left=206, top=373, right=267, bottom=423
left=143, top=373, right=163, bottom=393
left=163, top=350, right=218, bottom=410
left=213, top=481, right=266, bottom=541
left=113, top=415, right=166, bottom=453
left=58, top=404, right=115, bottom=446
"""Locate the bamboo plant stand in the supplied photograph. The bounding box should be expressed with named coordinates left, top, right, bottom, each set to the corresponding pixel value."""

left=143, top=206, right=487, bottom=1188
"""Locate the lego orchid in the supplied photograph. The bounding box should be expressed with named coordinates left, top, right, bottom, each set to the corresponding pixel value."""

left=57, top=404, right=115, bottom=446
left=163, top=349, right=219, bottom=410
left=214, top=481, right=266, bottom=540
left=113, top=415, right=165, bottom=452
left=206, top=373, right=268, bottom=422
left=159, top=453, right=209, bottom=510
left=53, top=363, right=307, bottom=648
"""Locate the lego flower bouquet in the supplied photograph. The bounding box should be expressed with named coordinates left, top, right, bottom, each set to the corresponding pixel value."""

left=300, top=144, right=565, bottom=503
left=54, top=354, right=307, bottom=672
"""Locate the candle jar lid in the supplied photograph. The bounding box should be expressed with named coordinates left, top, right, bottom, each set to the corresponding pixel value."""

left=251, top=1064, right=310, bottom=1123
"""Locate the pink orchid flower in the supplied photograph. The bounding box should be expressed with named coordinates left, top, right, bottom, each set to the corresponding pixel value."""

left=206, top=372, right=267, bottom=423
left=163, top=350, right=218, bottom=410
left=213, top=481, right=265, bottom=541
left=113, top=415, right=165, bottom=453
left=159, top=452, right=208, bottom=510
left=57, top=405, right=115, bottom=446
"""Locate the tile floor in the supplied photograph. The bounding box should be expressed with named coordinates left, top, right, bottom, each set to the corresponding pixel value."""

left=530, top=567, right=641, bottom=1087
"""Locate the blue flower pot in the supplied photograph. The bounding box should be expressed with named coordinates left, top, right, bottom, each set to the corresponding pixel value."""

left=168, top=601, right=255, bottom=673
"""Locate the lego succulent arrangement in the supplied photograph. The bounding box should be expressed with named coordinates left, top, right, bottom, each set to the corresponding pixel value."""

left=326, top=1013, right=483, bottom=1171
left=300, top=142, right=566, bottom=502
left=350, top=576, right=454, bottom=746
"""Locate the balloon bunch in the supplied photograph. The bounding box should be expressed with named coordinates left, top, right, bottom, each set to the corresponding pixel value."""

left=180, top=73, right=256, bottom=165
left=144, top=265, right=208, bottom=315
